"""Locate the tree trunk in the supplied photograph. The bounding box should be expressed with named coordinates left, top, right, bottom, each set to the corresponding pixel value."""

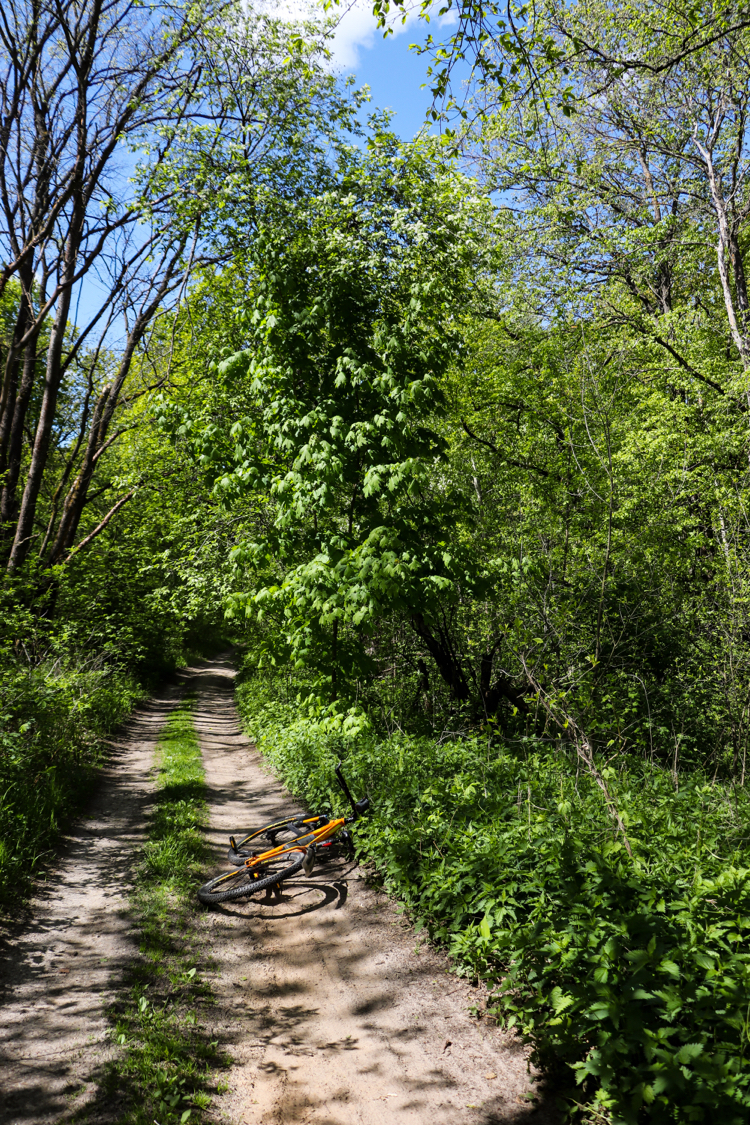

left=6, top=284, right=73, bottom=572
left=479, top=643, right=530, bottom=717
left=0, top=267, right=35, bottom=494
left=0, top=338, right=39, bottom=534
left=411, top=612, right=470, bottom=701
left=44, top=385, right=110, bottom=566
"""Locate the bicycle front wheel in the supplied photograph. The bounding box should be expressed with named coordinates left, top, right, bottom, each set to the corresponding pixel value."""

left=198, top=850, right=305, bottom=904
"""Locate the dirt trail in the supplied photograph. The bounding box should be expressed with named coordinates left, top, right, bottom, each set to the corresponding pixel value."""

left=187, top=657, right=557, bottom=1125
left=0, top=687, right=178, bottom=1125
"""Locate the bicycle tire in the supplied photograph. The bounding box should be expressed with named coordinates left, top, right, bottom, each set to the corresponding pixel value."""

left=198, top=849, right=305, bottom=904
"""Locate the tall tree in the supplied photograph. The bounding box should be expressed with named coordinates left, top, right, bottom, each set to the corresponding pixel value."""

left=0, top=0, right=355, bottom=581
left=165, top=133, right=493, bottom=704
left=0, top=0, right=219, bottom=572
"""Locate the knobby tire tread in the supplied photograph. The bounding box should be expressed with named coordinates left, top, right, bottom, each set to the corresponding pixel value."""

left=198, top=850, right=305, bottom=904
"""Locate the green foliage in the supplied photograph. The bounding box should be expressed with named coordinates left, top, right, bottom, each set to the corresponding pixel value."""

left=168, top=131, right=493, bottom=700
left=100, top=694, right=226, bottom=1124
left=237, top=670, right=750, bottom=1124
left=0, top=658, right=144, bottom=906
left=364, top=0, right=749, bottom=132
left=431, top=307, right=750, bottom=771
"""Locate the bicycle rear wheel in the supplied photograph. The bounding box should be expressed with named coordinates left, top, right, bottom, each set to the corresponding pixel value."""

left=227, top=815, right=328, bottom=865
left=198, top=850, right=305, bottom=904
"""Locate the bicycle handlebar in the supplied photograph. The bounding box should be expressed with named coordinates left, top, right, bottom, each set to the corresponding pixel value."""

left=335, top=760, right=370, bottom=819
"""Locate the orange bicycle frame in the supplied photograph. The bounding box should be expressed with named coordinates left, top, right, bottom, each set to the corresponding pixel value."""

left=243, top=816, right=347, bottom=869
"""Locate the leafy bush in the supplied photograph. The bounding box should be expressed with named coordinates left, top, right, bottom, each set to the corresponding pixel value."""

left=0, top=660, right=144, bottom=904
left=237, top=671, right=750, bottom=1125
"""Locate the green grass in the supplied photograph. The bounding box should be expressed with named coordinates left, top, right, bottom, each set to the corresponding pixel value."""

left=90, top=691, right=227, bottom=1125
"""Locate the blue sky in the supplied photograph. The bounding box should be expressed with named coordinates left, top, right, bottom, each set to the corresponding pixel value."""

left=326, top=2, right=440, bottom=139
left=72, top=3, right=450, bottom=338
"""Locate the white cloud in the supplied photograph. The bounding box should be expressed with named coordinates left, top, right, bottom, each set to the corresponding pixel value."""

left=255, top=0, right=454, bottom=72
left=328, top=1, right=458, bottom=70
left=328, top=2, right=379, bottom=69
left=326, top=1, right=417, bottom=70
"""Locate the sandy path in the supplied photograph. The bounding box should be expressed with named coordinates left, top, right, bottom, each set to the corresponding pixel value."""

left=0, top=687, right=176, bottom=1125
left=187, top=657, right=557, bottom=1125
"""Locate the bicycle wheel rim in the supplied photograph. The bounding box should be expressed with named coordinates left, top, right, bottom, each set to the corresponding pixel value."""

left=198, top=850, right=305, bottom=904
left=234, top=817, right=300, bottom=851
left=228, top=817, right=329, bottom=864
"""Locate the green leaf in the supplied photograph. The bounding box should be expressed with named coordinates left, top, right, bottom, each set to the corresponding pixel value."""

left=675, top=1043, right=704, bottom=1065
left=550, top=986, right=574, bottom=1015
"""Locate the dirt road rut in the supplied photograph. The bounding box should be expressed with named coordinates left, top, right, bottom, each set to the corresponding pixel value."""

left=0, top=689, right=175, bottom=1124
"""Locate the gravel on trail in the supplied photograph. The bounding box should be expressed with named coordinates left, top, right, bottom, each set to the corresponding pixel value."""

left=0, top=657, right=558, bottom=1125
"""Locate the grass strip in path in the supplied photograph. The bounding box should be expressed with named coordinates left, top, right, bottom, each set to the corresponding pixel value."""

left=93, top=689, right=227, bottom=1125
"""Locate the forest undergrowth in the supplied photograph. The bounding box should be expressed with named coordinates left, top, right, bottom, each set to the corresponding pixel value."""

left=0, top=658, right=145, bottom=907
left=236, top=669, right=750, bottom=1125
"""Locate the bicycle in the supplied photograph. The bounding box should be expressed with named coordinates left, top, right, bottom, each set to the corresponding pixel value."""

left=197, top=761, right=370, bottom=904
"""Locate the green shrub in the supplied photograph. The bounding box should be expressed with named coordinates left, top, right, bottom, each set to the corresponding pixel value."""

left=236, top=672, right=750, bottom=1125
left=0, top=661, right=144, bottom=904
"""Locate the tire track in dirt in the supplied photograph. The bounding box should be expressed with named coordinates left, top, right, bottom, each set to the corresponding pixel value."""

left=189, top=656, right=558, bottom=1125
left=0, top=686, right=178, bottom=1125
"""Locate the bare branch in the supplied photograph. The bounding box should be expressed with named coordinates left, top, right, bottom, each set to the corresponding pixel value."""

left=61, top=488, right=136, bottom=565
